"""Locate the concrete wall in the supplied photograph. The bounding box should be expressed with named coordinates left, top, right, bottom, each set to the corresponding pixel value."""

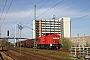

left=62, top=17, right=70, bottom=37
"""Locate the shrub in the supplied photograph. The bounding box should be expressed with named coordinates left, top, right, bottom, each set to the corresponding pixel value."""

left=61, top=38, right=72, bottom=50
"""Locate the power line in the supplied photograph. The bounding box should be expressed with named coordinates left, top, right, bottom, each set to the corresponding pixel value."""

left=31, top=0, right=64, bottom=21
left=1, top=0, right=13, bottom=27
left=21, top=0, right=89, bottom=27
left=20, top=0, right=44, bottom=24
left=0, top=0, right=7, bottom=22
left=23, top=0, right=64, bottom=25
left=36, top=0, right=64, bottom=18
left=64, top=9, right=88, bottom=17
left=60, top=14, right=90, bottom=27
left=71, top=14, right=90, bottom=21
left=36, top=0, right=43, bottom=5
left=24, top=0, right=51, bottom=24
left=0, top=0, right=7, bottom=38
left=0, top=0, right=4, bottom=13
left=20, top=0, right=51, bottom=25
left=21, top=9, right=34, bottom=25
left=38, top=0, right=51, bottom=10
left=0, top=0, right=13, bottom=38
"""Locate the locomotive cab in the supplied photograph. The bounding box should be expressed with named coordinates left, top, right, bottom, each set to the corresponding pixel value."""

left=49, top=33, right=62, bottom=49
left=37, top=33, right=62, bottom=50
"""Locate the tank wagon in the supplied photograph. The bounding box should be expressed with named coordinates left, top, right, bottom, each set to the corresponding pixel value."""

left=37, top=33, right=62, bottom=49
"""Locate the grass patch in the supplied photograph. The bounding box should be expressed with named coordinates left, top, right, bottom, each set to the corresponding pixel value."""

left=31, top=49, right=72, bottom=60
left=31, top=49, right=87, bottom=60
left=14, top=47, right=88, bottom=60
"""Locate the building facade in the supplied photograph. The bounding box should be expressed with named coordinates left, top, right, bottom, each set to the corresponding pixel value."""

left=33, top=17, right=70, bottom=39
left=70, top=36, right=90, bottom=47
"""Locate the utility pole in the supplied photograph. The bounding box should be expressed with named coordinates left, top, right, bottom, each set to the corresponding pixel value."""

left=70, top=21, right=71, bottom=37
left=14, top=24, right=16, bottom=47
left=34, top=5, right=36, bottom=48
left=0, top=26, right=1, bottom=38
left=18, top=23, right=23, bottom=56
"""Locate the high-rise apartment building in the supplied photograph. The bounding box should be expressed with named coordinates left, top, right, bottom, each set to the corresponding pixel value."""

left=33, top=17, right=70, bottom=39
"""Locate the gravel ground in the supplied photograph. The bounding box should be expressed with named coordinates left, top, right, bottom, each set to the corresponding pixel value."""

left=7, top=50, right=68, bottom=60
left=0, top=52, right=13, bottom=60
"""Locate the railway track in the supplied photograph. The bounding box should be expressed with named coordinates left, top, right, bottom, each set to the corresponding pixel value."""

left=7, top=48, right=69, bottom=60
left=0, top=53, right=4, bottom=60
left=0, top=52, right=13, bottom=60
left=13, top=50, right=62, bottom=60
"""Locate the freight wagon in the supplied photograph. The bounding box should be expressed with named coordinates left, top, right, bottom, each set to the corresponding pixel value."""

left=25, top=39, right=34, bottom=48
left=16, top=39, right=34, bottom=48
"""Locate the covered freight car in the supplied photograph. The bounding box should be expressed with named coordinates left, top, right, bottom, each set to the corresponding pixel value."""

left=25, top=39, right=34, bottom=48
left=16, top=39, right=34, bottom=48
left=21, top=41, right=26, bottom=47
left=37, top=33, right=62, bottom=50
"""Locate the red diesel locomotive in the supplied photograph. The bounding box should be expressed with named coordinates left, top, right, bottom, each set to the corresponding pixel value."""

left=16, top=33, right=62, bottom=50
left=37, top=33, right=62, bottom=49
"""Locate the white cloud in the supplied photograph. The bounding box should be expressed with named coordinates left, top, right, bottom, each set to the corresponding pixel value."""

left=1, top=5, right=89, bottom=23
left=0, top=10, right=33, bottom=22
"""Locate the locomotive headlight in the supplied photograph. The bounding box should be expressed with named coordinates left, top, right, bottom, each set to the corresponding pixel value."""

left=50, top=44, right=52, bottom=46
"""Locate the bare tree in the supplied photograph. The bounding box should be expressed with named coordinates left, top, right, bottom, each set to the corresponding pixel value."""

left=1, top=38, right=7, bottom=47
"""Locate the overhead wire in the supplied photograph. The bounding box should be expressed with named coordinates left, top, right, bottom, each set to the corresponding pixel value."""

left=15, top=0, right=90, bottom=38
left=37, top=0, right=51, bottom=10
left=23, top=0, right=64, bottom=28
left=19, top=0, right=44, bottom=22
left=1, top=0, right=13, bottom=27
left=20, top=0, right=44, bottom=25
left=0, top=0, right=4, bottom=13
left=60, top=14, right=90, bottom=29
left=22, top=0, right=50, bottom=25
left=0, top=0, right=7, bottom=37
left=36, top=0, right=43, bottom=5
left=30, top=0, right=89, bottom=27
left=17, top=0, right=89, bottom=29
left=20, top=0, right=51, bottom=29
left=71, top=14, right=90, bottom=21
left=0, top=0, right=7, bottom=22
left=34, top=0, right=90, bottom=23
left=26, top=0, right=64, bottom=24
left=64, top=9, right=88, bottom=17
left=64, top=9, right=90, bottom=23
left=36, top=0, right=64, bottom=18
left=27, top=0, right=89, bottom=25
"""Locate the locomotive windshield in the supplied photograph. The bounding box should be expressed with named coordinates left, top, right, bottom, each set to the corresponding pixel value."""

left=43, top=33, right=54, bottom=36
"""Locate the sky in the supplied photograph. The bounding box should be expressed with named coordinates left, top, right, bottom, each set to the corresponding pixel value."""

left=0, top=0, right=90, bottom=42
